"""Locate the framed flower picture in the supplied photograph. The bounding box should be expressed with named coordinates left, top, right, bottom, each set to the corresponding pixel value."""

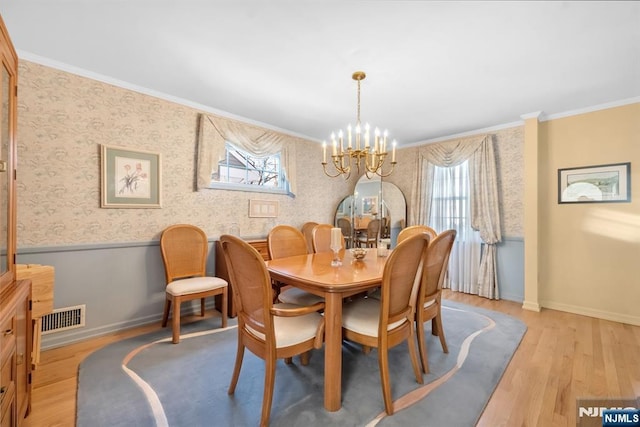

left=101, top=145, right=162, bottom=208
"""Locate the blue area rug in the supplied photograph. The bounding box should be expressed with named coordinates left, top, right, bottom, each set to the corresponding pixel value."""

left=77, top=300, right=526, bottom=426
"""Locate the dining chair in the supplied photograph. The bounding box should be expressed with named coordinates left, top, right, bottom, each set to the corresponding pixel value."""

left=341, top=232, right=429, bottom=415
left=267, top=225, right=324, bottom=307
left=416, top=229, right=456, bottom=374
left=336, top=217, right=353, bottom=248
left=312, top=223, right=345, bottom=253
left=220, top=234, right=325, bottom=427
left=301, top=221, right=319, bottom=254
left=397, top=224, right=438, bottom=244
left=160, top=224, right=228, bottom=344
left=356, top=218, right=380, bottom=248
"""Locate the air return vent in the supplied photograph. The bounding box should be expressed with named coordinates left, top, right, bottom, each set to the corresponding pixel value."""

left=41, top=304, right=86, bottom=334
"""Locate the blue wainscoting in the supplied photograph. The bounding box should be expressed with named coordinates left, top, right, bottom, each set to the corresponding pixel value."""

left=19, top=236, right=524, bottom=350
left=496, top=237, right=524, bottom=302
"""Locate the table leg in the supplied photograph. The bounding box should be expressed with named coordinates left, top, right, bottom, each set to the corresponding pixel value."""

left=324, top=292, right=343, bottom=411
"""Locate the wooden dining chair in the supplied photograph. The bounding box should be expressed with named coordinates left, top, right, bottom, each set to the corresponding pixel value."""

left=267, top=225, right=324, bottom=307
left=397, top=224, right=438, bottom=244
left=337, top=217, right=353, bottom=249
left=301, top=221, right=318, bottom=254
left=341, top=232, right=429, bottom=415
left=356, top=218, right=380, bottom=248
left=220, top=234, right=325, bottom=427
left=160, top=224, right=228, bottom=344
left=416, top=229, right=456, bottom=374
left=312, top=223, right=345, bottom=253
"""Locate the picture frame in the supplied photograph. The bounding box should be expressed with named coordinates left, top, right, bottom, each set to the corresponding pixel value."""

left=249, top=199, right=279, bottom=218
left=361, top=196, right=378, bottom=215
left=558, top=162, right=630, bottom=204
left=101, top=145, right=162, bottom=208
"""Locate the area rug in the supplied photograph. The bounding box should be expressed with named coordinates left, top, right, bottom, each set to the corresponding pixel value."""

left=77, top=300, right=526, bottom=426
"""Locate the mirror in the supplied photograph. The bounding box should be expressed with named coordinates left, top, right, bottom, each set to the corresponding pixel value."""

left=0, top=62, right=9, bottom=275
left=334, top=175, right=406, bottom=248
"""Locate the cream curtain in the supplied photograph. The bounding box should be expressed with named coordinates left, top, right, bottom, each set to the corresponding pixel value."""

left=410, top=134, right=501, bottom=299
left=196, top=114, right=297, bottom=194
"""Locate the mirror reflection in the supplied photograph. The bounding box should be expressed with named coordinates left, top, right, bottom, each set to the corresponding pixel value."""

left=0, top=64, right=9, bottom=274
left=334, top=175, right=406, bottom=248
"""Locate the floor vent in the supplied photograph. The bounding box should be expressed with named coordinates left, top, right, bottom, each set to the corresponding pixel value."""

left=41, top=304, right=86, bottom=334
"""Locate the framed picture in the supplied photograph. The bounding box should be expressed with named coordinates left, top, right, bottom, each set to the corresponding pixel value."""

left=361, top=196, right=378, bottom=215
left=558, top=162, right=630, bottom=204
left=249, top=199, right=279, bottom=218
left=101, top=145, right=162, bottom=208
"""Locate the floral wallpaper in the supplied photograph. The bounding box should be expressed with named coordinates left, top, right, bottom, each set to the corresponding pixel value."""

left=16, top=60, right=523, bottom=247
left=16, top=60, right=352, bottom=246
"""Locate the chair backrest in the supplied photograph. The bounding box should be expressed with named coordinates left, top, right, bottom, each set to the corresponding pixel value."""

left=267, top=225, right=308, bottom=259
left=301, top=221, right=318, bottom=253
left=366, top=218, right=381, bottom=239
left=379, top=233, right=430, bottom=327
left=419, top=229, right=456, bottom=302
left=160, top=224, right=208, bottom=283
left=220, top=234, right=273, bottom=336
left=337, top=217, right=352, bottom=238
left=312, top=223, right=344, bottom=253
left=397, top=225, right=438, bottom=244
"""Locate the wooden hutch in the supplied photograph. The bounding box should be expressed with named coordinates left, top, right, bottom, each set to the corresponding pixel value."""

left=0, top=13, right=33, bottom=427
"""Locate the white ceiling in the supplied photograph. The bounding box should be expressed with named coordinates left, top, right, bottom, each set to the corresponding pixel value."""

left=1, top=1, right=639, bottom=146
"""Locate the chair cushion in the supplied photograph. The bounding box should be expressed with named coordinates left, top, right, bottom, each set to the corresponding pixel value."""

left=166, top=276, right=227, bottom=296
left=246, top=303, right=323, bottom=348
left=423, top=299, right=436, bottom=308
left=278, top=287, right=324, bottom=306
left=342, top=298, right=406, bottom=337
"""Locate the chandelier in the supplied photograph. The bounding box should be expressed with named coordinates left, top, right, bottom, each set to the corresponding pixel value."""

left=321, top=71, right=397, bottom=179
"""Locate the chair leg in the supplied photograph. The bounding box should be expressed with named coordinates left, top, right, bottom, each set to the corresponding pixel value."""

left=220, top=288, right=228, bottom=328
left=284, top=357, right=293, bottom=365
left=378, top=346, right=394, bottom=415
left=200, top=297, right=206, bottom=316
left=416, top=316, right=430, bottom=374
left=171, top=296, right=181, bottom=344
left=161, top=297, right=171, bottom=327
left=407, top=326, right=424, bottom=385
left=300, top=351, right=311, bottom=366
left=228, top=335, right=245, bottom=394
left=261, top=355, right=277, bottom=427
left=434, top=312, right=448, bottom=353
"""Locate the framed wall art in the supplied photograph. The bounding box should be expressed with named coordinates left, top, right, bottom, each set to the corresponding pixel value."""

left=101, top=145, right=162, bottom=208
left=558, top=162, right=630, bottom=204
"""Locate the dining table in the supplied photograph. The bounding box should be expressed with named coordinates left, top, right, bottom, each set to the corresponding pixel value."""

left=265, top=248, right=387, bottom=411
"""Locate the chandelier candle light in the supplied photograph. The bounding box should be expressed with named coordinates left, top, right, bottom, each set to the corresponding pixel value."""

left=322, top=71, right=397, bottom=179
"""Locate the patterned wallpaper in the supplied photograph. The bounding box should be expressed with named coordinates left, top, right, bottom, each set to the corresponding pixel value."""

left=16, top=60, right=523, bottom=246
left=16, top=61, right=352, bottom=246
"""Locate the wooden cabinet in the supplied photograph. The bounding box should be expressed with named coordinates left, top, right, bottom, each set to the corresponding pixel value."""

left=215, top=239, right=270, bottom=317
left=0, top=13, right=32, bottom=427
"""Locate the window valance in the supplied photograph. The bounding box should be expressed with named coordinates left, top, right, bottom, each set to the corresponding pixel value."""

left=196, top=114, right=297, bottom=194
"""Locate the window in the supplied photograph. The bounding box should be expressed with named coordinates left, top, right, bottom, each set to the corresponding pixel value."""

left=428, top=160, right=482, bottom=293
left=210, top=143, right=289, bottom=193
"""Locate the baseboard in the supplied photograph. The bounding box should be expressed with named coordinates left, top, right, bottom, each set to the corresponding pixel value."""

left=540, top=300, right=640, bottom=326
left=522, top=300, right=541, bottom=312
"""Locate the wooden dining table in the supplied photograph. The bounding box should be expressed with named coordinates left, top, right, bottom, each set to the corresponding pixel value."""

left=266, top=248, right=387, bottom=411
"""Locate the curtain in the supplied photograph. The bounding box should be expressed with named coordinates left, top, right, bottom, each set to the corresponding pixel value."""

left=196, top=114, right=297, bottom=194
left=410, top=134, right=501, bottom=299
left=429, top=162, right=482, bottom=293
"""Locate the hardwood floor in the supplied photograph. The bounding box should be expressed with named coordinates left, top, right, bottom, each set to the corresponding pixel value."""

left=23, top=292, right=640, bottom=427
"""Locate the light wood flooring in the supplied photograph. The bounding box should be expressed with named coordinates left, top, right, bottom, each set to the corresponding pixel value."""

left=23, top=291, right=640, bottom=427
